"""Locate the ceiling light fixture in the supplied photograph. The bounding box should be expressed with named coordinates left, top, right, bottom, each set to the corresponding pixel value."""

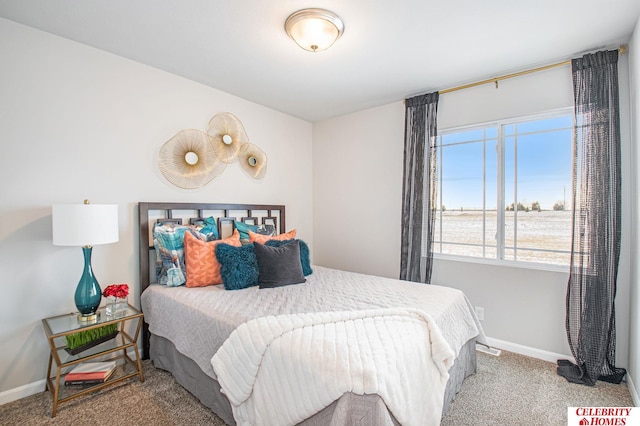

left=285, top=8, right=344, bottom=52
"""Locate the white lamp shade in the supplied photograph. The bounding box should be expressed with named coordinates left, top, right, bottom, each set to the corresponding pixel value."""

left=52, top=203, right=119, bottom=246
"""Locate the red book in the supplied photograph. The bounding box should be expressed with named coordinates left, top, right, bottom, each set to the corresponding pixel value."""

left=64, top=372, right=115, bottom=386
left=65, top=371, right=111, bottom=381
left=64, top=361, right=116, bottom=383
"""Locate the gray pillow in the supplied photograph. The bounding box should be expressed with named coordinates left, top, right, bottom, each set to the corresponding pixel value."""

left=254, top=240, right=306, bottom=288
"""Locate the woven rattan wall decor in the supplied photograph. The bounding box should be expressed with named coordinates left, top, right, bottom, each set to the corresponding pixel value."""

left=158, top=112, right=267, bottom=189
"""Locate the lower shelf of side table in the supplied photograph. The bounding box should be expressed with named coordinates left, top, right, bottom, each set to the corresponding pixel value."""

left=47, top=354, right=143, bottom=404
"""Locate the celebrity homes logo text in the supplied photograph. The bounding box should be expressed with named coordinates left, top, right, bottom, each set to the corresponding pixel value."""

left=568, top=407, right=637, bottom=425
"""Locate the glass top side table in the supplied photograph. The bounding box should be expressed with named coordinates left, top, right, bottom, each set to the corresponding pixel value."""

left=41, top=304, right=145, bottom=417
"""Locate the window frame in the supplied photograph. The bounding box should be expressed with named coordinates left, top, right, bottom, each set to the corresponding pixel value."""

left=431, top=108, right=573, bottom=272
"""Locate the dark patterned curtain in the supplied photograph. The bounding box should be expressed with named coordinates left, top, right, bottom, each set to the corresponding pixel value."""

left=400, top=92, right=439, bottom=283
left=557, top=50, right=626, bottom=385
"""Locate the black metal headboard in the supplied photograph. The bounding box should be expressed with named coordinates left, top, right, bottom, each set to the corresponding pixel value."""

left=137, top=202, right=286, bottom=358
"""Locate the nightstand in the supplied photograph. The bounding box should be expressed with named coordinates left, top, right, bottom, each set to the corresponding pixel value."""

left=41, top=304, right=145, bottom=417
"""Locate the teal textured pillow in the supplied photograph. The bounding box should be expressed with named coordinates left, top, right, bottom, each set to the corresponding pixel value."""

left=215, top=243, right=259, bottom=290
left=265, top=239, right=313, bottom=276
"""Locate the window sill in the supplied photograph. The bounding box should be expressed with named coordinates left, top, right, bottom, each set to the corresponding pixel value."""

left=432, top=253, right=570, bottom=274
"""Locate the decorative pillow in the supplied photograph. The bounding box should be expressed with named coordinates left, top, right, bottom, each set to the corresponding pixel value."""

left=153, top=223, right=206, bottom=286
left=256, top=224, right=275, bottom=235
left=184, top=229, right=241, bottom=287
left=248, top=229, right=297, bottom=244
left=192, top=216, right=219, bottom=241
left=254, top=240, right=306, bottom=289
left=215, top=243, right=260, bottom=290
left=234, top=221, right=275, bottom=241
left=265, top=239, right=313, bottom=276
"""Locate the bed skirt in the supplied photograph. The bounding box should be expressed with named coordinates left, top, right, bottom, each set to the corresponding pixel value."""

left=150, top=333, right=477, bottom=425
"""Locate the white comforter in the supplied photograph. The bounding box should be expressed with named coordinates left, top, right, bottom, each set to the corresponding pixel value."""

left=141, top=266, right=485, bottom=382
left=211, top=308, right=455, bottom=426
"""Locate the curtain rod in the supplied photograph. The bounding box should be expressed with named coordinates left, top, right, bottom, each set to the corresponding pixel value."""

left=439, top=44, right=628, bottom=95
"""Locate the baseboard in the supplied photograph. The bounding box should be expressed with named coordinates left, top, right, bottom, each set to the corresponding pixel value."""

left=0, top=379, right=46, bottom=405
left=627, top=373, right=639, bottom=407
left=485, top=337, right=573, bottom=364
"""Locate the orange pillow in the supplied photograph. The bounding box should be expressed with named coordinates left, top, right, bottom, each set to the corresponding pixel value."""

left=184, top=229, right=241, bottom=287
left=248, top=229, right=297, bottom=245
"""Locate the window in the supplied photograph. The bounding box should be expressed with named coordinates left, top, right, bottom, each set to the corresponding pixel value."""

left=433, top=110, right=573, bottom=266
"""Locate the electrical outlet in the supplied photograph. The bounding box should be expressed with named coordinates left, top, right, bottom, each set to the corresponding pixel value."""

left=475, top=306, right=485, bottom=321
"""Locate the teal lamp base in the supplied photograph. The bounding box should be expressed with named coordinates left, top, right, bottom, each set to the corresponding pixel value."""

left=75, top=246, right=102, bottom=323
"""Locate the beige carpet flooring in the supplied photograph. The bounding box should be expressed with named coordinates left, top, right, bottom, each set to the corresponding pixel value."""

left=0, top=350, right=633, bottom=425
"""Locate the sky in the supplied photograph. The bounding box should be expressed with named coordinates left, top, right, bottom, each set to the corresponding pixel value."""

left=439, top=114, right=573, bottom=211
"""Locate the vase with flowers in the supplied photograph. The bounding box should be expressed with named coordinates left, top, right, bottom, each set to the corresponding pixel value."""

left=103, top=284, right=129, bottom=317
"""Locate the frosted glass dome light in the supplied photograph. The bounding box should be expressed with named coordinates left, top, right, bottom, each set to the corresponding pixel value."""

left=285, top=8, right=344, bottom=52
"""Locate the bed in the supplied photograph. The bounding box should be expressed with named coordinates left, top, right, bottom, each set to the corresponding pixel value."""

left=138, top=202, right=485, bottom=426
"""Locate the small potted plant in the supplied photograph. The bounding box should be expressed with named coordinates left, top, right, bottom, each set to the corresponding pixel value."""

left=65, top=323, right=119, bottom=355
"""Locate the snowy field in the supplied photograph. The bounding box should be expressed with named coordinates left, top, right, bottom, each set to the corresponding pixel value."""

left=434, top=210, right=572, bottom=265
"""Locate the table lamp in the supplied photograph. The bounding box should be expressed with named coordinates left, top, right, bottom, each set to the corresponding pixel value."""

left=52, top=200, right=119, bottom=323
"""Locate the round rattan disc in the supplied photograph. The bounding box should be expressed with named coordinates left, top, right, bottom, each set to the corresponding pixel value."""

left=238, top=143, right=267, bottom=179
left=158, top=129, right=226, bottom=189
left=206, top=112, right=249, bottom=164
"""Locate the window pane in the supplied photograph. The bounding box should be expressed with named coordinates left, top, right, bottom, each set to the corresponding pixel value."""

left=441, top=142, right=484, bottom=211
left=516, top=115, right=572, bottom=134
left=485, top=128, right=497, bottom=139
left=504, top=136, right=516, bottom=258
left=485, top=139, right=498, bottom=255
left=437, top=132, right=497, bottom=258
left=441, top=142, right=484, bottom=256
left=504, top=124, right=515, bottom=136
left=511, top=212, right=572, bottom=264
left=434, top=111, right=572, bottom=266
left=513, top=127, right=572, bottom=263
left=517, top=129, right=572, bottom=210
left=504, top=119, right=572, bottom=264
left=441, top=129, right=485, bottom=146
left=513, top=248, right=571, bottom=265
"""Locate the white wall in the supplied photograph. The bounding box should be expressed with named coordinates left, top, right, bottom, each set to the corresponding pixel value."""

left=314, top=56, right=633, bottom=365
left=313, top=102, right=405, bottom=278
left=0, top=18, right=313, bottom=397
left=628, top=15, right=640, bottom=405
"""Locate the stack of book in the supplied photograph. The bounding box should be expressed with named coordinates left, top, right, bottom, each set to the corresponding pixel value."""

left=64, top=361, right=117, bottom=386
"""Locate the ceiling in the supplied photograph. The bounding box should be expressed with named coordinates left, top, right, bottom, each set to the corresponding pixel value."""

left=1, top=1, right=639, bottom=122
